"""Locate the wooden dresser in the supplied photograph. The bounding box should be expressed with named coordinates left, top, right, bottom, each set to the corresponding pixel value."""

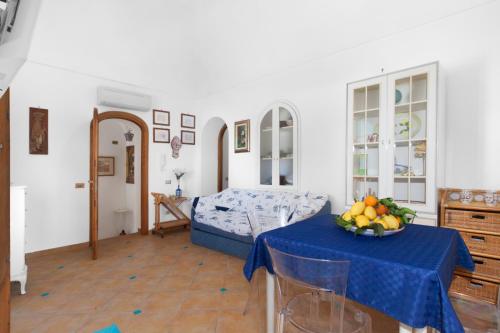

left=439, top=188, right=500, bottom=305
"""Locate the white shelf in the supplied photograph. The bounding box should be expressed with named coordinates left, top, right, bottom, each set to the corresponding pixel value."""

left=279, top=125, right=294, bottom=130
left=261, top=127, right=273, bottom=132
left=394, top=176, right=426, bottom=179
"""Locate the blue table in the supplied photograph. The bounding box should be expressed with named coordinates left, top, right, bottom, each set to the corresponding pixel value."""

left=243, top=214, right=474, bottom=333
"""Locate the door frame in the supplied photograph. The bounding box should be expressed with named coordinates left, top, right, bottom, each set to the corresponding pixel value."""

left=0, top=89, right=10, bottom=333
left=90, top=110, right=149, bottom=251
left=217, top=124, right=227, bottom=192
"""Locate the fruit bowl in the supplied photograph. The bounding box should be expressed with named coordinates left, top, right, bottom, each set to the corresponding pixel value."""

left=336, top=196, right=416, bottom=237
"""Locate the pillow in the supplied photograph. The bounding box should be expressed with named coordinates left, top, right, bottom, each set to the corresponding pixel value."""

left=215, top=206, right=231, bottom=212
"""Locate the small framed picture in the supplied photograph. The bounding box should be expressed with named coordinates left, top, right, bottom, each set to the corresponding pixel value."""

left=181, top=130, right=196, bottom=145
left=98, top=156, right=115, bottom=176
left=181, top=113, right=196, bottom=129
left=153, top=109, right=170, bottom=126
left=153, top=128, right=170, bottom=143
left=234, top=119, right=250, bottom=153
left=126, top=146, right=135, bottom=184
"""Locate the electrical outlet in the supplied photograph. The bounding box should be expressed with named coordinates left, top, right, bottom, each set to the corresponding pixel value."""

left=165, top=180, right=172, bottom=184
left=75, top=183, right=85, bottom=189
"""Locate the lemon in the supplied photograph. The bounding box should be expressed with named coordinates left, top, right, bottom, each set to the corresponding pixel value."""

left=350, top=201, right=366, bottom=217
left=363, top=206, right=377, bottom=220
left=383, top=215, right=399, bottom=230
left=342, top=212, right=352, bottom=221
left=355, top=215, right=370, bottom=228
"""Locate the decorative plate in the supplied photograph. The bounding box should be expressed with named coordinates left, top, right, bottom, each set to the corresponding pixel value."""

left=348, top=226, right=405, bottom=237
left=395, top=89, right=402, bottom=104
left=395, top=113, right=422, bottom=140
left=474, top=194, right=484, bottom=202
left=449, top=192, right=460, bottom=201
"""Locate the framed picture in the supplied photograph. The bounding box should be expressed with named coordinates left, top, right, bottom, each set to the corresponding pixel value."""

left=29, top=107, right=48, bottom=154
left=234, top=119, right=250, bottom=153
left=97, top=156, right=115, bottom=176
left=153, top=127, right=170, bottom=143
left=126, top=146, right=135, bottom=184
left=181, top=113, right=196, bottom=129
left=153, top=109, right=170, bottom=126
left=181, top=130, right=196, bottom=145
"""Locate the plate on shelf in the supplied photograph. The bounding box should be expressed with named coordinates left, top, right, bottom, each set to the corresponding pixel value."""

left=449, top=192, right=460, bottom=201
left=395, top=113, right=422, bottom=139
left=348, top=226, right=405, bottom=237
left=474, top=194, right=484, bottom=202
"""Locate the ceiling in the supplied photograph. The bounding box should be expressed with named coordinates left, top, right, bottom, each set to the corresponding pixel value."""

left=26, top=0, right=493, bottom=99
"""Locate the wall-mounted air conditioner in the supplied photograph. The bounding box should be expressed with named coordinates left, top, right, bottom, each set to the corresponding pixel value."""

left=97, top=86, right=152, bottom=112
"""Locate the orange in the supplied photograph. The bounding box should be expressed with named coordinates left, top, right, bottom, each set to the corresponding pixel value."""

left=376, top=204, right=388, bottom=216
left=364, top=195, right=378, bottom=207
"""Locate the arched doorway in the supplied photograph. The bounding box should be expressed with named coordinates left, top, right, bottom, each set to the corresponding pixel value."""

left=201, top=117, right=228, bottom=195
left=217, top=124, right=228, bottom=192
left=89, top=109, right=149, bottom=259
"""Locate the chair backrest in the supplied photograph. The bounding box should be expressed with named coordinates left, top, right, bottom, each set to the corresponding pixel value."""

left=265, top=240, right=350, bottom=293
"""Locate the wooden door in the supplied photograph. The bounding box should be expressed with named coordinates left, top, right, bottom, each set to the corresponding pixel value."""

left=89, top=108, right=99, bottom=259
left=0, top=89, right=10, bottom=333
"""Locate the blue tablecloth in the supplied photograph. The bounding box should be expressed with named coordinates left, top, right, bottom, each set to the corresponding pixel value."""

left=243, top=214, right=474, bottom=333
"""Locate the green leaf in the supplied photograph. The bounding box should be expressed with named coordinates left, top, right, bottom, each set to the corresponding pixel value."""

left=354, top=227, right=366, bottom=235
left=372, top=223, right=385, bottom=237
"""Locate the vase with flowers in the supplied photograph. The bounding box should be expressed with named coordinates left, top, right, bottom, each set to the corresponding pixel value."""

left=173, top=169, right=186, bottom=198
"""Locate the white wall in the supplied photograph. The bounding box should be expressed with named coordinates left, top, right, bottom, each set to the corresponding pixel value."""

left=98, top=120, right=141, bottom=239
left=194, top=2, right=500, bottom=219
left=9, top=61, right=200, bottom=253
left=201, top=117, right=226, bottom=195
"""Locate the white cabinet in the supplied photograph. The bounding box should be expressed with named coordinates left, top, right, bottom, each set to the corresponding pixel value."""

left=10, top=185, right=27, bottom=294
left=258, top=102, right=299, bottom=190
left=347, top=63, right=437, bottom=214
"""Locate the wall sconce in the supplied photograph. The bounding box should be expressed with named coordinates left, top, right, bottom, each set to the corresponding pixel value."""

left=124, top=129, right=134, bottom=142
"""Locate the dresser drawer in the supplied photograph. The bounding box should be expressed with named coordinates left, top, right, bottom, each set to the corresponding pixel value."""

left=450, top=274, right=499, bottom=305
left=445, top=209, right=500, bottom=233
left=460, top=231, right=500, bottom=257
left=457, top=255, right=500, bottom=281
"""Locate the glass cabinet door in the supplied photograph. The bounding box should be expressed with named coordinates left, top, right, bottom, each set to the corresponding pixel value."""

left=278, top=107, right=294, bottom=186
left=260, top=110, right=273, bottom=186
left=393, top=73, right=428, bottom=204
left=349, top=83, right=382, bottom=201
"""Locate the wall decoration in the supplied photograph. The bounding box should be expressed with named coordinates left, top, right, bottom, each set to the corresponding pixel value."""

left=29, top=107, right=48, bottom=154
left=126, top=146, right=135, bottom=184
left=153, top=128, right=170, bottom=143
left=171, top=136, right=182, bottom=159
left=181, top=113, right=196, bottom=129
left=124, top=129, right=134, bottom=142
left=153, top=109, right=170, bottom=126
left=97, top=156, right=115, bottom=176
left=181, top=130, right=195, bottom=145
left=234, top=119, right=250, bottom=153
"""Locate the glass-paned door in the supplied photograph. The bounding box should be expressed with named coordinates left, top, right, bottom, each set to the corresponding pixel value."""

left=278, top=107, right=294, bottom=186
left=260, top=110, right=273, bottom=185
left=348, top=82, right=383, bottom=202
left=392, top=73, right=428, bottom=204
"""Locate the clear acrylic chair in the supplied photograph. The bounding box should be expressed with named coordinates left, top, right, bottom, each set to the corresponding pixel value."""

left=243, top=205, right=294, bottom=316
left=265, top=240, right=372, bottom=333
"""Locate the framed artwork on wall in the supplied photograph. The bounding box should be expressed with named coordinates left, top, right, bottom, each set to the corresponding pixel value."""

left=126, top=146, right=135, bottom=184
left=153, top=109, right=170, bottom=126
left=97, top=156, right=115, bottom=176
left=153, top=128, right=170, bottom=143
left=181, top=130, right=195, bottom=145
left=181, top=113, right=196, bottom=129
left=234, top=119, right=250, bottom=153
left=29, top=107, right=48, bottom=155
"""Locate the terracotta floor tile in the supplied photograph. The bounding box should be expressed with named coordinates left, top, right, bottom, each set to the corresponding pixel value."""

left=143, top=291, right=186, bottom=312
left=76, top=311, right=131, bottom=333
left=102, top=291, right=150, bottom=312
left=216, top=309, right=263, bottom=333
left=191, top=273, right=225, bottom=291
left=37, top=313, right=89, bottom=333
left=170, top=309, right=218, bottom=333
left=181, top=290, right=222, bottom=311
left=157, top=274, right=194, bottom=291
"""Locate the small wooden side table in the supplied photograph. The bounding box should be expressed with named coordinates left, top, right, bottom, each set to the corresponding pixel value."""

left=151, top=192, right=191, bottom=238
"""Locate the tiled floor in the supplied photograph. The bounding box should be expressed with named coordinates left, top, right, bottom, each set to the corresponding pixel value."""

left=11, top=230, right=399, bottom=333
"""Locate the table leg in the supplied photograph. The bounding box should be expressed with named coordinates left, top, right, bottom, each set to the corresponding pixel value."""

left=399, top=323, right=428, bottom=333
left=266, top=272, right=275, bottom=333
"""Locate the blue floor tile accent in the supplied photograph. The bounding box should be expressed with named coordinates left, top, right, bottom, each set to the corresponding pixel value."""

left=40, top=292, right=49, bottom=297
left=129, top=275, right=136, bottom=280
left=57, top=265, right=64, bottom=269
left=220, top=288, right=227, bottom=293
left=133, top=309, right=142, bottom=315
left=94, top=323, right=121, bottom=333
